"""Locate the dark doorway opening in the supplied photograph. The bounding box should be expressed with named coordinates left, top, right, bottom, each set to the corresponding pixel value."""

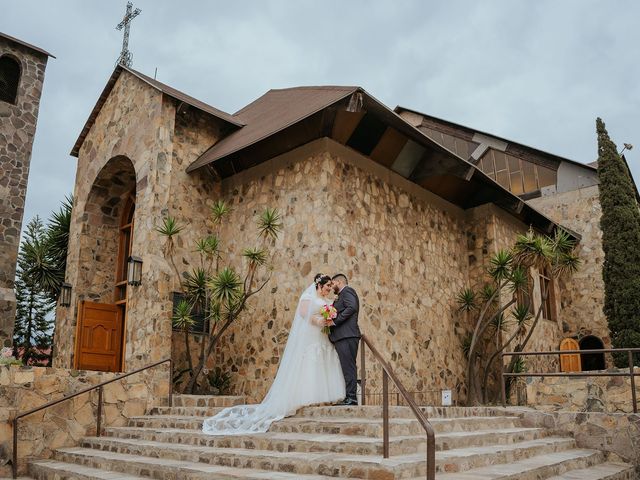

left=579, top=335, right=605, bottom=371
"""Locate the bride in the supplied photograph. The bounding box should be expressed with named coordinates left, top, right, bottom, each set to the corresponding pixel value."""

left=202, top=273, right=346, bottom=435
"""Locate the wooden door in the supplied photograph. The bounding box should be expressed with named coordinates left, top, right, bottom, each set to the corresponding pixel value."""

left=559, top=337, right=581, bottom=372
left=75, top=301, right=123, bottom=372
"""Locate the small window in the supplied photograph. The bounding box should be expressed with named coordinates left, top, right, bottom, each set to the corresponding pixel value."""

left=172, top=292, right=209, bottom=334
left=0, top=56, right=21, bottom=104
left=539, top=269, right=556, bottom=321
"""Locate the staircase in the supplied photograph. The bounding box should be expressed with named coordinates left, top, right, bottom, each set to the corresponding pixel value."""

left=26, top=395, right=635, bottom=480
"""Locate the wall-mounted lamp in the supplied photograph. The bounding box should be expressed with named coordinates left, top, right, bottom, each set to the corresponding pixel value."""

left=127, top=256, right=143, bottom=286
left=59, top=282, right=72, bottom=307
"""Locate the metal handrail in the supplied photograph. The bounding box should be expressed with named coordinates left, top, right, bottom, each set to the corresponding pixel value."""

left=11, top=357, right=173, bottom=478
left=500, top=347, right=639, bottom=413
left=360, top=334, right=435, bottom=480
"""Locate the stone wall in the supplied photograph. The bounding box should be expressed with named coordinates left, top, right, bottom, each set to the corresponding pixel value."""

left=55, top=68, right=230, bottom=375
left=525, top=367, right=640, bottom=413
left=0, top=37, right=49, bottom=347
left=213, top=138, right=473, bottom=403
left=512, top=406, right=640, bottom=469
left=528, top=186, right=610, bottom=347
left=462, top=204, right=563, bottom=401
left=54, top=71, right=176, bottom=370
left=0, top=364, right=170, bottom=476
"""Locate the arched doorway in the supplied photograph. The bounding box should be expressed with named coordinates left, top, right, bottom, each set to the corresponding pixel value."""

left=74, top=156, right=136, bottom=372
left=579, top=335, right=605, bottom=371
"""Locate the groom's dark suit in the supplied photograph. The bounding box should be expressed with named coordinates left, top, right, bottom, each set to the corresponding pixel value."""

left=329, top=285, right=361, bottom=403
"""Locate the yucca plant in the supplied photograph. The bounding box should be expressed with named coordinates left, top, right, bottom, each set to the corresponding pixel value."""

left=456, top=288, right=476, bottom=312
left=172, top=299, right=196, bottom=373
left=257, top=208, right=283, bottom=241
left=160, top=204, right=283, bottom=394
left=464, top=229, right=579, bottom=405
left=482, top=303, right=532, bottom=403
left=211, top=200, right=232, bottom=225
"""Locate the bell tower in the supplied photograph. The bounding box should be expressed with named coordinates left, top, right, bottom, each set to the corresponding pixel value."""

left=0, top=32, right=53, bottom=347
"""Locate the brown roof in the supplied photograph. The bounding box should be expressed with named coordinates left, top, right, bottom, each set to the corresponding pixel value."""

left=0, top=31, right=55, bottom=58
left=71, top=65, right=243, bottom=157
left=186, top=86, right=358, bottom=172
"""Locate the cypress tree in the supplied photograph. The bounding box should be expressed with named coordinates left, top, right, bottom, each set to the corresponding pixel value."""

left=596, top=117, right=640, bottom=366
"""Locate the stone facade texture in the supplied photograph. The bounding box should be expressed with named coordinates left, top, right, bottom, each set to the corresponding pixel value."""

left=525, top=367, right=640, bottom=414
left=528, top=185, right=611, bottom=348
left=56, top=72, right=584, bottom=408
left=513, top=406, right=640, bottom=469
left=0, top=37, right=49, bottom=347
left=0, top=364, right=169, bottom=476
left=54, top=71, right=222, bottom=371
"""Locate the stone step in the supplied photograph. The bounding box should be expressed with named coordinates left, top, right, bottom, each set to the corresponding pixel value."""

left=544, top=462, right=636, bottom=480
left=147, top=405, right=227, bottom=417
left=299, top=405, right=513, bottom=419
left=78, top=435, right=579, bottom=476
left=148, top=404, right=516, bottom=420
left=434, top=449, right=609, bottom=480
left=171, top=394, right=245, bottom=408
left=127, top=414, right=521, bottom=436
left=103, top=425, right=549, bottom=455
left=52, top=448, right=335, bottom=479
left=269, top=415, right=521, bottom=437
left=103, top=427, right=426, bottom=456
left=29, top=459, right=148, bottom=479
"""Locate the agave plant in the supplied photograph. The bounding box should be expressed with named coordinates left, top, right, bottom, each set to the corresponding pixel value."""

left=209, top=267, right=242, bottom=305
left=162, top=203, right=283, bottom=394
left=512, top=229, right=552, bottom=270
left=183, top=268, right=208, bottom=308
left=257, top=208, right=283, bottom=241
left=242, top=247, right=268, bottom=268
left=211, top=200, right=231, bottom=225
left=456, top=288, right=477, bottom=312
left=488, top=249, right=513, bottom=283
left=172, top=299, right=195, bottom=331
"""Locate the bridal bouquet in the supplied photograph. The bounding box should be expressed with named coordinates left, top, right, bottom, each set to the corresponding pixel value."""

left=320, top=304, right=337, bottom=334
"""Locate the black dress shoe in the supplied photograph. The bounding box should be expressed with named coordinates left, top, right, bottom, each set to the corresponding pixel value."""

left=335, top=398, right=358, bottom=406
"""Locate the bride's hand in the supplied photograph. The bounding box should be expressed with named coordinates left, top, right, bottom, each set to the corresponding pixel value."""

left=310, top=315, right=324, bottom=326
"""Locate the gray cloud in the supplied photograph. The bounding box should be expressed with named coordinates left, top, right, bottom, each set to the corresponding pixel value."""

left=3, top=0, right=638, bottom=229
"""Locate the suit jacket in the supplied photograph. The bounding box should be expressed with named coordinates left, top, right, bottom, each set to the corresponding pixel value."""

left=329, top=285, right=361, bottom=343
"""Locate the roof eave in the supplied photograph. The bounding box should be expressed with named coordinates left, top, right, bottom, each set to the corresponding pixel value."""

left=394, top=105, right=597, bottom=173
left=70, top=66, right=244, bottom=158
left=0, top=31, right=55, bottom=58
left=185, top=87, right=361, bottom=173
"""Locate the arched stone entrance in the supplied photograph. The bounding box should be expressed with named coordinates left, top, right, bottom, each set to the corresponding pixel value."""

left=74, top=156, right=136, bottom=372
left=579, top=335, right=606, bottom=371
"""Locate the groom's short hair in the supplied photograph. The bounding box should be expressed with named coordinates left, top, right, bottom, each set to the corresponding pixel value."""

left=332, top=273, right=348, bottom=285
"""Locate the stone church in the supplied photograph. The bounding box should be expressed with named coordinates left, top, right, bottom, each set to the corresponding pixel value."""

left=52, top=64, right=621, bottom=402
left=0, top=32, right=53, bottom=348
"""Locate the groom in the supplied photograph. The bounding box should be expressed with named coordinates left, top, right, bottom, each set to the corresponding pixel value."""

left=327, top=274, right=361, bottom=406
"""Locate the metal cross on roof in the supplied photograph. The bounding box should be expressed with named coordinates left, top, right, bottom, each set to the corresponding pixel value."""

left=115, top=1, right=141, bottom=68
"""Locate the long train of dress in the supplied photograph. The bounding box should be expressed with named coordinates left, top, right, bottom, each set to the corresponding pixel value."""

left=202, top=284, right=345, bottom=435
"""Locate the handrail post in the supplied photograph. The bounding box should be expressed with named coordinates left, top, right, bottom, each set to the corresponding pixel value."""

left=12, top=416, right=17, bottom=479
left=360, top=337, right=366, bottom=406
left=96, top=386, right=103, bottom=437
left=382, top=369, right=389, bottom=458
left=500, top=353, right=507, bottom=407
left=629, top=351, right=637, bottom=414
left=168, top=358, right=173, bottom=407
left=427, top=431, right=435, bottom=480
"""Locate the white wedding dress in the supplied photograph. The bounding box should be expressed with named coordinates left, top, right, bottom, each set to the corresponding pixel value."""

left=202, top=284, right=346, bottom=435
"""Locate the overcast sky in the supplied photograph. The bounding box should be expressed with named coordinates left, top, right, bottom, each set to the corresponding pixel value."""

left=3, top=0, right=639, bottom=230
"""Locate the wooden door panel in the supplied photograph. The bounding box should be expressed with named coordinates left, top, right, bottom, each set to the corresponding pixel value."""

left=559, top=337, right=581, bottom=373
left=76, top=301, right=122, bottom=372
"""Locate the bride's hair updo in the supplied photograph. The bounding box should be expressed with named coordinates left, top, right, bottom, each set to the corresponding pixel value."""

left=314, top=273, right=332, bottom=289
